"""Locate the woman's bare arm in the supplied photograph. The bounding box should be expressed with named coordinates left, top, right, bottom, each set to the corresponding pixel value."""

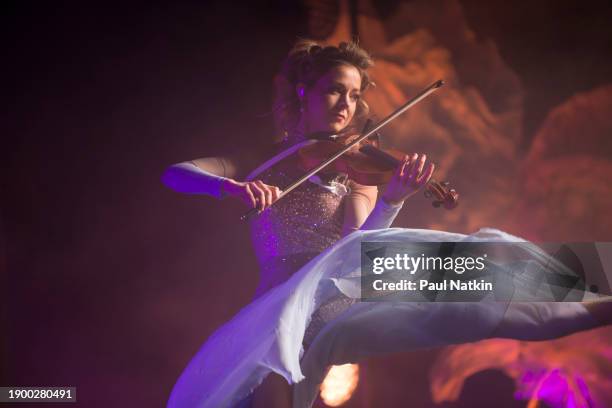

left=189, top=156, right=240, bottom=179
left=162, top=153, right=281, bottom=211
left=341, top=181, right=378, bottom=237
left=342, top=176, right=413, bottom=237
left=161, top=156, right=239, bottom=198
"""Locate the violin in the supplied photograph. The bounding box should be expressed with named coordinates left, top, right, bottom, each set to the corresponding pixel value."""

left=242, top=79, right=457, bottom=220
left=297, top=130, right=459, bottom=210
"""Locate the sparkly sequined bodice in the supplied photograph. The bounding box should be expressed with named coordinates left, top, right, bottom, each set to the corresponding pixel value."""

left=249, top=157, right=347, bottom=297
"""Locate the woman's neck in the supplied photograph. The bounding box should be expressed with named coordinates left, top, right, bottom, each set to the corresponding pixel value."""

left=284, top=116, right=339, bottom=145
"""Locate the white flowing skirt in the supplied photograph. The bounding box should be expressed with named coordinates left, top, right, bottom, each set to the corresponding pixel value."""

left=167, top=228, right=603, bottom=408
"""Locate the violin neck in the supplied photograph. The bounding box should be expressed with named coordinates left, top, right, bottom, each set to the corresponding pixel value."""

left=359, top=144, right=398, bottom=170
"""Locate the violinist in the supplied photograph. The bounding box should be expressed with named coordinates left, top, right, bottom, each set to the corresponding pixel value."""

left=163, top=40, right=612, bottom=408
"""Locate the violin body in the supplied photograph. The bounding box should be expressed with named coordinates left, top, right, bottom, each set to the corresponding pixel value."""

left=241, top=79, right=455, bottom=220
left=297, top=132, right=459, bottom=210
left=297, top=134, right=395, bottom=185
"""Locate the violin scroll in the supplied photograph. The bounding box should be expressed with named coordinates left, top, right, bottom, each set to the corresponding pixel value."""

left=424, top=179, right=459, bottom=210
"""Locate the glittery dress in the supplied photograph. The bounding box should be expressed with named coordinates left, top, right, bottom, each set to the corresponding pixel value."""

left=167, top=152, right=606, bottom=408
left=249, top=157, right=358, bottom=349
left=249, top=157, right=346, bottom=297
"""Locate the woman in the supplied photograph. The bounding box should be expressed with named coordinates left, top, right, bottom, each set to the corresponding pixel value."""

left=162, top=40, right=612, bottom=408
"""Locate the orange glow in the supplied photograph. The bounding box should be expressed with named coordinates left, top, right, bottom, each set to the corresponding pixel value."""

left=430, top=327, right=612, bottom=407
left=320, top=363, right=360, bottom=406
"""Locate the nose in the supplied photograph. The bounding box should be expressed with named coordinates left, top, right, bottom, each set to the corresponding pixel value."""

left=337, top=92, right=350, bottom=109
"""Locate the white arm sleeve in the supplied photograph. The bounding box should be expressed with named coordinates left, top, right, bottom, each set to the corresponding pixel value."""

left=161, top=162, right=230, bottom=199
left=360, top=197, right=404, bottom=230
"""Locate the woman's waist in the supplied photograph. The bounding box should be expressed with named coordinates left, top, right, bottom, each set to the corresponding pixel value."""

left=251, top=225, right=341, bottom=263
left=254, top=251, right=325, bottom=298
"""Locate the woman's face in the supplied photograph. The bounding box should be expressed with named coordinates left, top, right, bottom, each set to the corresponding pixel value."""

left=300, top=64, right=362, bottom=134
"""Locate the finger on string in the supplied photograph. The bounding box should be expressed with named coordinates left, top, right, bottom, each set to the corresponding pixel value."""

left=417, top=162, right=435, bottom=186
left=403, top=154, right=418, bottom=184
left=414, top=154, right=427, bottom=180
left=396, top=155, right=409, bottom=179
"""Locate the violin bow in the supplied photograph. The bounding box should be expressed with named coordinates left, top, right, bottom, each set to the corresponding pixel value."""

left=241, top=79, right=445, bottom=221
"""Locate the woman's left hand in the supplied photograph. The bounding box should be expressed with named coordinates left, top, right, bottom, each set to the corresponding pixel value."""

left=381, top=153, right=435, bottom=206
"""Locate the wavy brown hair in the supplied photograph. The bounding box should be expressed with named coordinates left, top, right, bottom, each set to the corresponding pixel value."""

left=273, top=39, right=374, bottom=141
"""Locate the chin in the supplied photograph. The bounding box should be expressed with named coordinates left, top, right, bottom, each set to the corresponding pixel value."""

left=328, top=122, right=345, bottom=133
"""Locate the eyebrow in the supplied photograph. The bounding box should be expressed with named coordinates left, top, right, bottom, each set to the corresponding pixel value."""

left=331, top=81, right=361, bottom=92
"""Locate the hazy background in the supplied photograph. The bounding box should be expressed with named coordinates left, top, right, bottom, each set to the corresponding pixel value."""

left=3, top=1, right=612, bottom=406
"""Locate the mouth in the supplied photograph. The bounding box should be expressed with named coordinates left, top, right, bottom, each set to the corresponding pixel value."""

left=332, top=112, right=347, bottom=122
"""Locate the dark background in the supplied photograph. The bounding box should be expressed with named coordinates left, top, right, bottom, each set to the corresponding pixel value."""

left=3, top=1, right=611, bottom=407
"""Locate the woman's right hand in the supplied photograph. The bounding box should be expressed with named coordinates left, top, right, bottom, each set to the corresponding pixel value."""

left=221, top=179, right=282, bottom=212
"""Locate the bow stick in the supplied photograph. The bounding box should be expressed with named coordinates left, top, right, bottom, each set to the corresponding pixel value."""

left=241, top=79, right=445, bottom=221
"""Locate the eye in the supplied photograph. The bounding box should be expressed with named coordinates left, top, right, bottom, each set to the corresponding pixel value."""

left=351, top=93, right=361, bottom=101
